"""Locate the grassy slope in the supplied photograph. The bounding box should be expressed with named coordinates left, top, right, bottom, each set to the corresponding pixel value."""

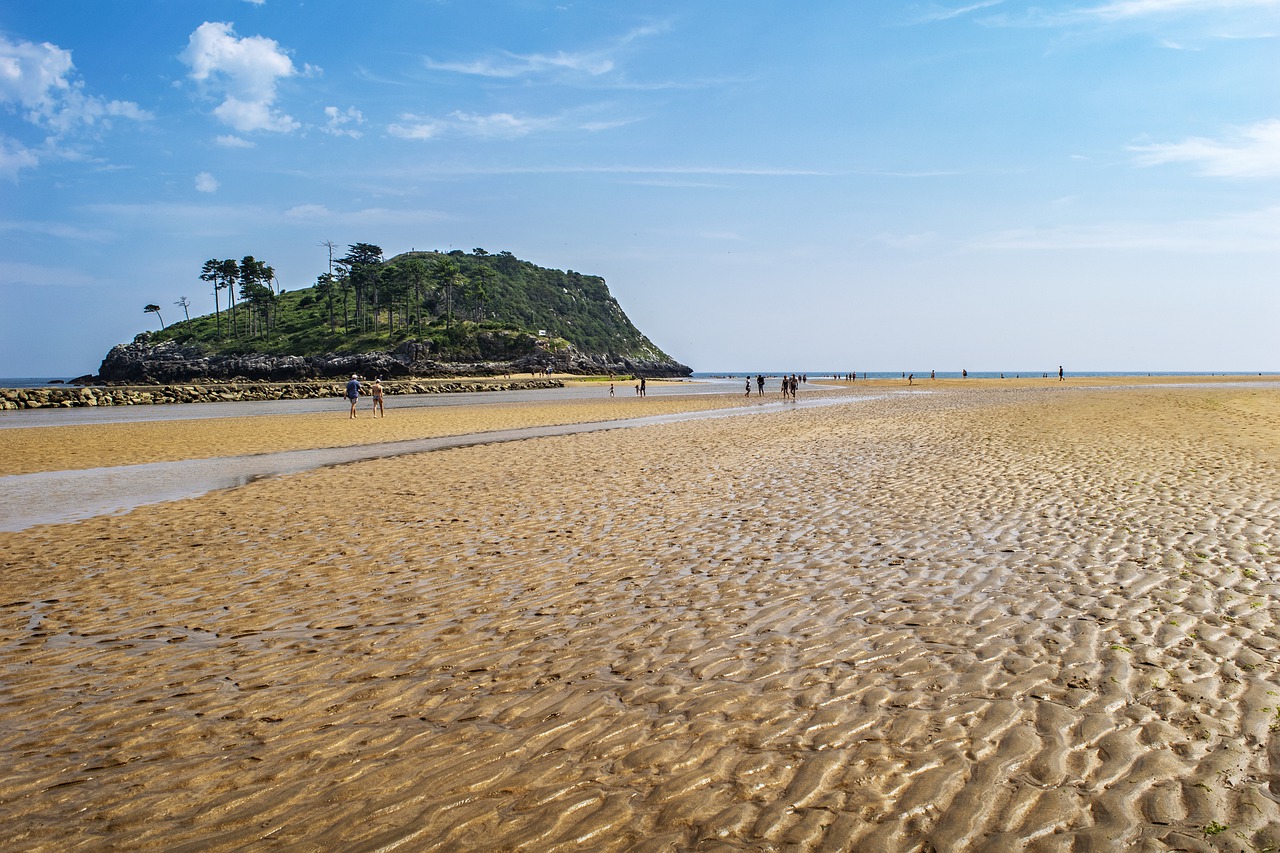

left=150, top=250, right=676, bottom=362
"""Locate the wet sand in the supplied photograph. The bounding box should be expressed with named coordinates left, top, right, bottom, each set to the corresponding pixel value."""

left=0, top=384, right=816, bottom=477
left=2, top=380, right=1279, bottom=850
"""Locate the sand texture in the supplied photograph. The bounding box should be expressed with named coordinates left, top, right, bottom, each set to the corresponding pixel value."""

left=2, top=383, right=1279, bottom=851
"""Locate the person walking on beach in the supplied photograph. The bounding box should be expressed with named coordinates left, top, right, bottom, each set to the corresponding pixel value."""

left=640, top=377, right=647, bottom=397
left=371, top=378, right=385, bottom=418
left=756, top=374, right=765, bottom=396
left=1059, top=365, right=1064, bottom=381
left=745, top=377, right=752, bottom=397
left=609, top=383, right=615, bottom=397
left=345, top=374, right=362, bottom=419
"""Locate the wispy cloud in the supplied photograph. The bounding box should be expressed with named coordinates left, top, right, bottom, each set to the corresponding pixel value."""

left=0, top=218, right=112, bottom=242
left=180, top=21, right=300, bottom=133
left=388, top=109, right=626, bottom=141
left=0, top=260, right=101, bottom=288
left=986, top=0, right=1280, bottom=29
left=1131, top=119, right=1280, bottom=177
left=82, top=201, right=450, bottom=235
left=424, top=22, right=668, bottom=80
left=426, top=51, right=615, bottom=78
left=974, top=205, right=1280, bottom=251
left=425, top=164, right=840, bottom=177
left=1076, top=0, right=1280, bottom=20
left=906, top=1, right=1006, bottom=24
left=0, top=136, right=40, bottom=180
left=216, top=134, right=255, bottom=148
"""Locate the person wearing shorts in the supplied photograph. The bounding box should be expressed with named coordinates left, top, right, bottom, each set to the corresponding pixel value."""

left=346, top=374, right=361, bottom=418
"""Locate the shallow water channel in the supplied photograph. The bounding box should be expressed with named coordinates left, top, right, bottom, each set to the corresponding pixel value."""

left=1, top=393, right=879, bottom=532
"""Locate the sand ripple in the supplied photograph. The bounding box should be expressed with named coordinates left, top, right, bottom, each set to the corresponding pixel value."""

left=2, top=385, right=1279, bottom=850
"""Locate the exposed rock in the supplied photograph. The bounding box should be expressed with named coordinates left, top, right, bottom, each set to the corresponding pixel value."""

left=90, top=334, right=691, bottom=386
left=0, top=378, right=565, bottom=410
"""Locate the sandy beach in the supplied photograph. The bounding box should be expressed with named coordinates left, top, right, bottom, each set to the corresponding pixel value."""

left=2, top=378, right=1279, bottom=851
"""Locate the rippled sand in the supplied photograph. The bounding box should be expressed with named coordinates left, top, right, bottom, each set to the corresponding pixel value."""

left=2, top=382, right=1279, bottom=851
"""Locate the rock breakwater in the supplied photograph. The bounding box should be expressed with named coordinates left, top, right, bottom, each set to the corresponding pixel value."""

left=0, top=378, right=562, bottom=410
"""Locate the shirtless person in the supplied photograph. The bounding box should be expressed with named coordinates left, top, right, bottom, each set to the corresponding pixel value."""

left=371, top=378, right=385, bottom=417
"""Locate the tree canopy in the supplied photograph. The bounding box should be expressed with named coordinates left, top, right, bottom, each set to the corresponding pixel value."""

left=147, top=246, right=674, bottom=363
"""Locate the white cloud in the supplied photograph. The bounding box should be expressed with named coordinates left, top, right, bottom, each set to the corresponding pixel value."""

left=974, top=205, right=1280, bottom=252
left=0, top=136, right=40, bottom=179
left=194, top=171, right=219, bottom=192
left=448, top=111, right=539, bottom=137
left=423, top=23, right=666, bottom=79
left=388, top=111, right=534, bottom=139
left=0, top=34, right=150, bottom=135
left=323, top=105, right=364, bottom=138
left=215, top=134, right=255, bottom=148
left=0, top=217, right=111, bottom=241
left=1131, top=119, right=1280, bottom=177
left=83, top=200, right=450, bottom=234
left=907, top=1, right=1007, bottom=24
left=387, top=116, right=441, bottom=140
left=426, top=51, right=614, bottom=78
left=180, top=21, right=299, bottom=133
left=0, top=260, right=99, bottom=288
left=284, top=204, right=331, bottom=219
left=1078, top=0, right=1280, bottom=19
left=387, top=110, right=621, bottom=141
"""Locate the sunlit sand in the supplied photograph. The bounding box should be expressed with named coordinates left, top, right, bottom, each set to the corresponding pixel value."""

left=1, top=378, right=1278, bottom=850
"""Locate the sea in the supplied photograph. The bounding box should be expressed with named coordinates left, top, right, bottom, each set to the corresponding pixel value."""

left=690, top=371, right=1276, bottom=380
left=2, top=371, right=1275, bottom=389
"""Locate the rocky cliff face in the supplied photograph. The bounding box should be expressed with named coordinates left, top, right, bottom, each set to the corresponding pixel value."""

left=89, top=335, right=691, bottom=385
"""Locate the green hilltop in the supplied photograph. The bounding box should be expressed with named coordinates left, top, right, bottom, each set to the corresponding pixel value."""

left=148, top=246, right=679, bottom=366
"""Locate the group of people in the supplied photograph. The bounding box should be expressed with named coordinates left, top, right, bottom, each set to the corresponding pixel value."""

left=344, top=374, right=385, bottom=418
left=741, top=374, right=803, bottom=398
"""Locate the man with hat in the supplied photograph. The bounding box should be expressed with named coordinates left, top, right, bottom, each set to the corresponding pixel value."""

left=345, top=374, right=362, bottom=419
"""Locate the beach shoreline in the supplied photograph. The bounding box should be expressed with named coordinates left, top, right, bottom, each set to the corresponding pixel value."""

left=1, top=379, right=1279, bottom=850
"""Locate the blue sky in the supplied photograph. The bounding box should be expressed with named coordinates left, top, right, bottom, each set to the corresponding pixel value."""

left=2, top=0, right=1277, bottom=376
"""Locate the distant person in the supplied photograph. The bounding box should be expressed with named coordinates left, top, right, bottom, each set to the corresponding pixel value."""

left=757, top=374, right=765, bottom=395
left=640, top=377, right=647, bottom=397
left=609, top=383, right=615, bottom=397
left=962, top=369, right=967, bottom=378
left=930, top=370, right=935, bottom=380
left=745, top=377, right=752, bottom=396
left=371, top=378, right=385, bottom=417
left=345, top=374, right=362, bottom=419
left=908, top=373, right=914, bottom=385
left=1059, top=365, right=1064, bottom=381
left=780, top=375, right=789, bottom=398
